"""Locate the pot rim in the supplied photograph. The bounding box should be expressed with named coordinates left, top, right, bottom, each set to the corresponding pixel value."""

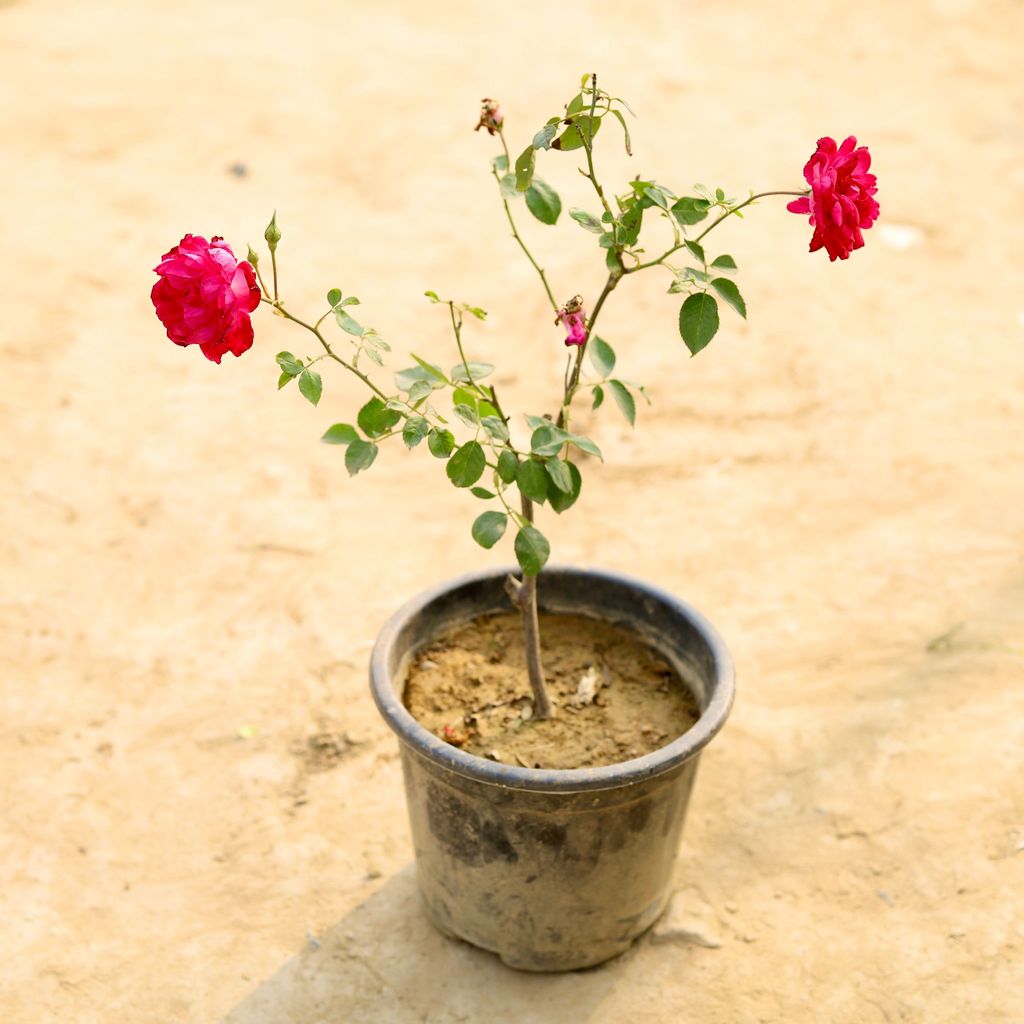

left=369, top=565, right=735, bottom=793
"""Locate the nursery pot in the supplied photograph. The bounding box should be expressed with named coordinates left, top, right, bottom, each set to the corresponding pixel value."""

left=370, top=566, right=735, bottom=972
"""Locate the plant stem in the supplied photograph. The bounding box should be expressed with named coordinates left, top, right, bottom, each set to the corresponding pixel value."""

left=626, top=190, right=809, bottom=273
left=515, top=494, right=552, bottom=721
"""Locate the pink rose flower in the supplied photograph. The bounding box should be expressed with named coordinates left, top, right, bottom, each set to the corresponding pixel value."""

left=787, top=136, right=879, bottom=261
left=556, top=297, right=588, bottom=347
left=151, top=234, right=261, bottom=363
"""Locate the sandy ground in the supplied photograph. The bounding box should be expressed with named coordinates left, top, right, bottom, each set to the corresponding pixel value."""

left=2, top=0, right=1023, bottom=1020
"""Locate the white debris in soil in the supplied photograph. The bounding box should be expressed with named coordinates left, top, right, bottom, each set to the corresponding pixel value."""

left=569, top=666, right=602, bottom=707
left=650, top=890, right=723, bottom=949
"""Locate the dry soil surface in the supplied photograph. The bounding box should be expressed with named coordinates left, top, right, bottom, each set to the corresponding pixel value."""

left=2, top=1, right=1023, bottom=1021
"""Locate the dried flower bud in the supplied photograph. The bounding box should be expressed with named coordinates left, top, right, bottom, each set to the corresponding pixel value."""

left=556, top=295, right=588, bottom=347
left=475, top=98, right=504, bottom=136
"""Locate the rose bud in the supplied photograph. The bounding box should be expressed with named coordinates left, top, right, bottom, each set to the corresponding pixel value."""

left=475, top=98, right=504, bottom=136
left=555, top=295, right=588, bottom=347
left=787, top=136, right=879, bottom=261
left=151, top=234, right=261, bottom=363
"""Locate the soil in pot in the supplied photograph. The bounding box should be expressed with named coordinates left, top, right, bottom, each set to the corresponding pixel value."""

left=402, top=611, right=699, bottom=770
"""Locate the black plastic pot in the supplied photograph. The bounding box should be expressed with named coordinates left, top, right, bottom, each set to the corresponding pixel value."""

left=370, top=566, right=735, bottom=972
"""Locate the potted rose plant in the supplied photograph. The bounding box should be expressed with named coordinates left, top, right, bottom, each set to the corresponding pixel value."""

left=151, top=74, right=878, bottom=971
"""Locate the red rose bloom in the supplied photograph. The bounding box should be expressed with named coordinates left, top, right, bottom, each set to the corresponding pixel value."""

left=787, top=136, right=879, bottom=261
left=151, top=234, right=261, bottom=363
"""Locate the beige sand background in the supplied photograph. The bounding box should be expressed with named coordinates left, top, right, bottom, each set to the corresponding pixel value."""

left=2, top=0, right=1023, bottom=1020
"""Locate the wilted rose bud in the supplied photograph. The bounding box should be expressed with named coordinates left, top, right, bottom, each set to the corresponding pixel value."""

left=555, top=295, right=588, bottom=347
left=475, top=98, right=504, bottom=136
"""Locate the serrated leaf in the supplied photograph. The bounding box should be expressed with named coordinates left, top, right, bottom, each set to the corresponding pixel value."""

left=710, top=254, right=737, bottom=271
left=514, top=525, right=550, bottom=577
left=276, top=351, right=304, bottom=377
left=321, top=423, right=359, bottom=446
left=407, top=379, right=432, bottom=404
left=685, top=240, right=706, bottom=263
left=525, top=179, right=561, bottom=225
left=334, top=309, right=364, bottom=336
left=607, top=379, right=636, bottom=426
left=450, top=361, right=495, bottom=383
left=545, top=457, right=573, bottom=493
left=569, top=434, right=603, bottom=460
left=481, top=416, right=509, bottom=442
left=530, top=424, right=569, bottom=457
left=532, top=123, right=558, bottom=150
left=516, top=459, right=548, bottom=504
left=345, top=440, right=377, bottom=476
left=446, top=441, right=485, bottom=488
left=402, top=416, right=429, bottom=448
left=549, top=461, right=582, bottom=514
left=591, top=384, right=604, bottom=410
left=679, top=293, right=720, bottom=356
left=472, top=511, right=508, bottom=549
left=327, top=288, right=342, bottom=307
left=711, top=277, right=747, bottom=318
left=357, top=396, right=401, bottom=437
left=514, top=145, right=536, bottom=192
left=298, top=369, right=322, bottom=406
left=497, top=450, right=519, bottom=484
left=427, top=428, right=455, bottom=459
left=570, top=208, right=604, bottom=233
left=671, top=197, right=711, bottom=226
left=453, top=403, right=479, bottom=428
left=587, top=336, right=616, bottom=378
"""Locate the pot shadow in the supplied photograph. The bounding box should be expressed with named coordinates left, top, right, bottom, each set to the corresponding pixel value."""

left=223, top=864, right=636, bottom=1023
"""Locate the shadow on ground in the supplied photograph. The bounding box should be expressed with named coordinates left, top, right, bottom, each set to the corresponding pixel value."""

left=223, top=865, right=637, bottom=1023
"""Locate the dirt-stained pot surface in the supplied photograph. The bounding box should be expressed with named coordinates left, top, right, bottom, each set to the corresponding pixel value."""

left=403, top=612, right=700, bottom=769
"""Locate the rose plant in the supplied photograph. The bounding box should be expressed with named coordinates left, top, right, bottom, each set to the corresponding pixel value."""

left=152, top=73, right=878, bottom=725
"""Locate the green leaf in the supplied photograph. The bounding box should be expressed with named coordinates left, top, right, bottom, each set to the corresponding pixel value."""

left=587, top=336, right=616, bottom=378
left=327, top=288, right=342, bottom=307
left=357, top=396, right=401, bottom=437
left=402, top=415, right=429, bottom=449
left=453, top=403, right=480, bottom=429
left=548, top=461, right=582, bottom=514
left=424, top=289, right=442, bottom=302
left=516, top=459, right=549, bottom=503
left=716, top=187, right=726, bottom=201
left=395, top=365, right=444, bottom=392
left=298, top=369, right=322, bottom=406
left=530, top=424, right=569, bottom=457
left=545, top=457, right=573, bottom=493
left=679, top=293, right=720, bottom=356
left=710, top=254, right=737, bottom=271
left=525, top=179, right=561, bottom=225
left=345, top=440, right=377, bottom=476
left=321, top=423, right=359, bottom=446
left=362, top=331, right=389, bottom=351
left=276, top=351, right=304, bottom=377
left=514, top=525, right=550, bottom=577
left=618, top=204, right=643, bottom=246
left=361, top=346, right=384, bottom=367
left=552, top=115, right=601, bottom=151
left=570, top=208, right=604, bottom=233
left=452, top=386, right=498, bottom=421
left=407, top=379, right=433, bottom=404
left=427, top=428, right=455, bottom=459
left=472, top=511, right=508, bottom=549
left=334, top=308, right=364, bottom=336
left=711, top=277, right=747, bottom=318
left=569, top=434, right=603, bottom=460
left=497, top=450, right=519, bottom=484
left=607, top=379, right=636, bottom=426
left=609, top=108, right=632, bottom=155
left=464, top=306, right=487, bottom=320
left=685, top=240, right=706, bottom=263
left=524, top=414, right=550, bottom=432
left=532, top=123, right=558, bottom=150
left=491, top=156, right=508, bottom=174
left=446, top=441, right=486, bottom=488
left=591, top=384, right=604, bottom=410
left=450, top=361, right=495, bottom=383
left=515, top=145, right=536, bottom=192
left=410, top=354, right=448, bottom=382
left=642, top=185, right=672, bottom=211
left=671, top=197, right=711, bottom=226
left=470, top=486, right=495, bottom=500
left=499, top=173, right=520, bottom=200
left=481, top=416, right=509, bottom=443
left=277, top=372, right=292, bottom=390
left=566, top=92, right=586, bottom=115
